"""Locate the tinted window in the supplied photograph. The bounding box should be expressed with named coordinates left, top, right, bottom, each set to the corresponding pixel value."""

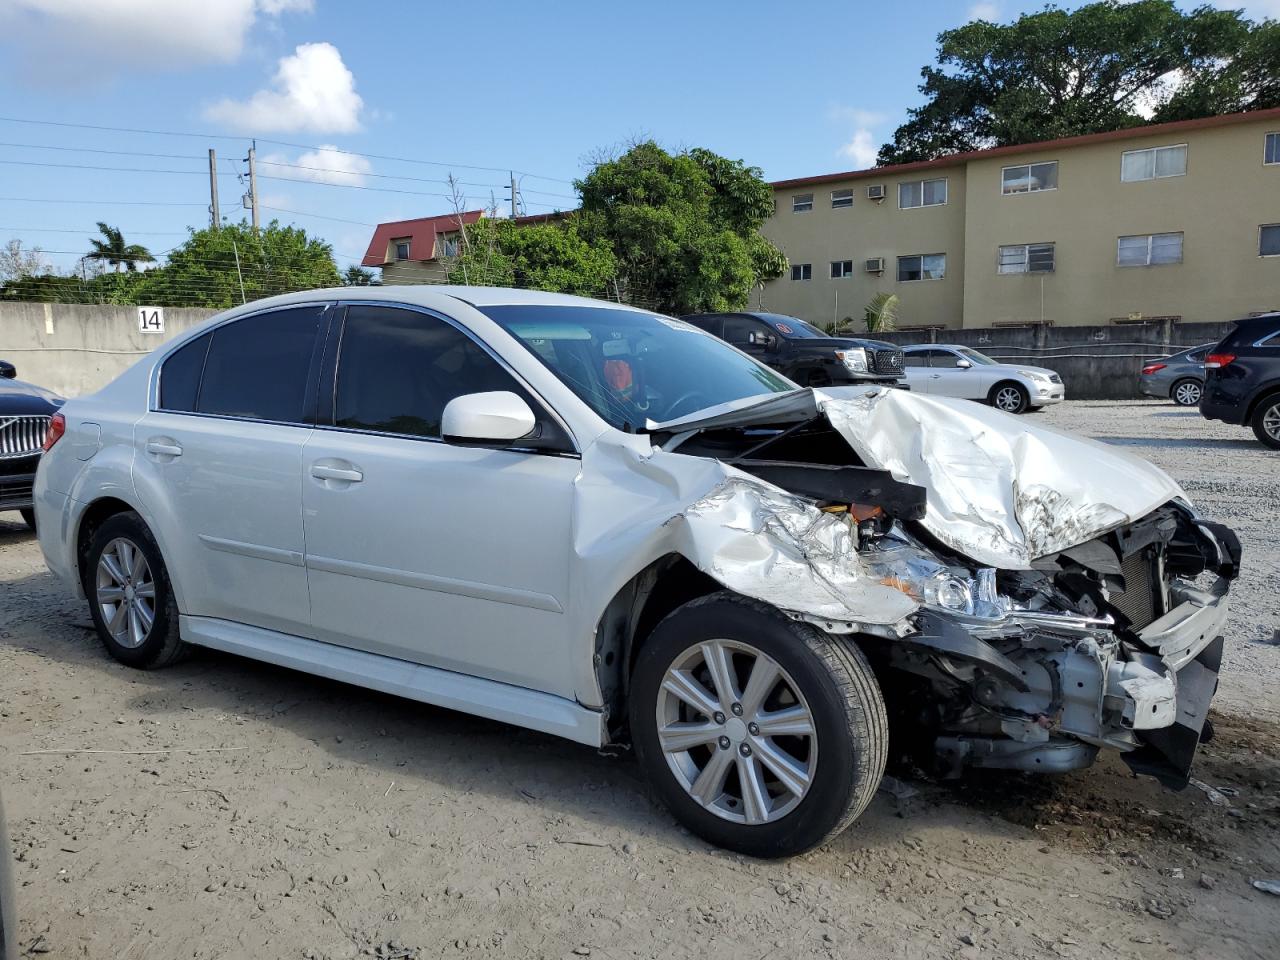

left=159, top=331, right=211, bottom=412
left=197, top=306, right=324, bottom=423
left=334, top=305, right=522, bottom=439
left=904, top=351, right=928, bottom=368
left=723, top=316, right=771, bottom=346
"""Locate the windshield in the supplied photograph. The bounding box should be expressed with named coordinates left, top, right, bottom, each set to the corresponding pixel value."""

left=755, top=313, right=827, bottom=338
left=480, top=304, right=796, bottom=429
left=956, top=347, right=999, bottom=366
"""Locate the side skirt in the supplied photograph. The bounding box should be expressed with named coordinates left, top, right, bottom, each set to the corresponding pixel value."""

left=180, top=615, right=605, bottom=748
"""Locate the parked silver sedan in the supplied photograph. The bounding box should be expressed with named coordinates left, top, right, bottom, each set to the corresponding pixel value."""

left=1140, top=344, right=1213, bottom=406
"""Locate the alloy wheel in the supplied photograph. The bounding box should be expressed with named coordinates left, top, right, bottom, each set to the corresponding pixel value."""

left=96, top=537, right=156, bottom=649
left=1264, top=403, right=1280, bottom=443
left=655, top=639, right=817, bottom=825
left=1174, top=381, right=1202, bottom=406
left=994, top=386, right=1024, bottom=412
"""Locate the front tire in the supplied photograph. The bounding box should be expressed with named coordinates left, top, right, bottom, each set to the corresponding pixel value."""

left=990, top=381, right=1030, bottom=414
left=18, top=508, right=35, bottom=532
left=84, top=512, right=187, bottom=669
left=1170, top=379, right=1203, bottom=407
left=630, top=592, right=887, bottom=857
left=1252, top=395, right=1280, bottom=450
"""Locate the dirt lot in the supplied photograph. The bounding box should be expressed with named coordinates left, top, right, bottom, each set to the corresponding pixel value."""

left=2, top=399, right=1278, bottom=960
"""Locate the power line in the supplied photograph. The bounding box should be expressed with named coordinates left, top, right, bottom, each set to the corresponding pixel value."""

left=0, top=115, right=576, bottom=185
left=254, top=157, right=578, bottom=199
left=0, top=141, right=204, bottom=161
left=0, top=158, right=231, bottom=176
left=255, top=172, right=567, bottom=208
left=261, top=205, right=375, bottom=226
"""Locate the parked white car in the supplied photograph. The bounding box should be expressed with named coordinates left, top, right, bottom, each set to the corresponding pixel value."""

left=35, top=288, right=1237, bottom=857
left=901, top=344, right=1065, bottom=413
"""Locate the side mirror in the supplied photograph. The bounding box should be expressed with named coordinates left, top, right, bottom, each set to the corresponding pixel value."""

left=955, top=359, right=972, bottom=369
left=441, top=391, right=536, bottom=445
left=0, top=360, right=15, bottom=379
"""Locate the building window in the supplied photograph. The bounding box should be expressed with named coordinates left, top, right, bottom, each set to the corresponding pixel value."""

left=1266, top=133, right=1280, bottom=166
left=792, top=194, right=814, bottom=213
left=830, top=189, right=854, bottom=209
left=1117, top=232, right=1183, bottom=267
left=438, top=233, right=460, bottom=258
left=1121, top=144, right=1187, bottom=182
left=998, top=242, right=1055, bottom=274
left=898, top=253, right=946, bottom=281
left=830, top=260, right=854, bottom=278
left=393, top=238, right=411, bottom=261
left=898, top=178, right=948, bottom=208
left=791, top=263, right=812, bottom=281
left=1262, top=224, right=1280, bottom=257
left=1001, top=161, right=1058, bottom=195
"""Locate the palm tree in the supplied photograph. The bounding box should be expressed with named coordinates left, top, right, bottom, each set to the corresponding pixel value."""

left=86, top=222, right=153, bottom=273
left=862, top=292, right=900, bottom=333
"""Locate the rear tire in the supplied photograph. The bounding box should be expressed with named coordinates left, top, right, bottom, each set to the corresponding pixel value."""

left=989, top=381, right=1030, bottom=414
left=1251, top=395, right=1280, bottom=450
left=630, top=592, right=887, bottom=857
left=1170, top=379, right=1202, bottom=407
left=84, top=512, right=187, bottom=669
left=18, top=508, right=35, bottom=532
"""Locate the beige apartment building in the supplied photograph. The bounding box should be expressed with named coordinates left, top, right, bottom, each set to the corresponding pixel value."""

left=757, top=107, right=1280, bottom=329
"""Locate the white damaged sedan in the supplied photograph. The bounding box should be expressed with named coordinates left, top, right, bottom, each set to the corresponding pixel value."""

left=34, top=288, right=1240, bottom=856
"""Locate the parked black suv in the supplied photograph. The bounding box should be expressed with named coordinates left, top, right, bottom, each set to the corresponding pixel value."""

left=1, top=364, right=63, bottom=528
left=681, top=312, right=905, bottom=388
left=1199, top=312, right=1280, bottom=449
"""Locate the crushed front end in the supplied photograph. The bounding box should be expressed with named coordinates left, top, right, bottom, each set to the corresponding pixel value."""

left=861, top=504, right=1240, bottom=787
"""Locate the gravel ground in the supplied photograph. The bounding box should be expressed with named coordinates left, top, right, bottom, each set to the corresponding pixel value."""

left=1, top=398, right=1278, bottom=960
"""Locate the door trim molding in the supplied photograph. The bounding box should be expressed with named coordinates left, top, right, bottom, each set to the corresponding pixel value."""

left=198, top=534, right=305, bottom=567
left=306, top=553, right=564, bottom=613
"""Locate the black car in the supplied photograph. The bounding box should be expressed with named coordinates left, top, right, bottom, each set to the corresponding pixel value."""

left=1, top=367, right=63, bottom=528
left=1199, top=312, right=1280, bottom=449
left=681, top=312, right=904, bottom=388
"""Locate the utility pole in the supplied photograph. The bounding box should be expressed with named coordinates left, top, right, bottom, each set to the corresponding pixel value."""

left=208, top=148, right=220, bottom=231
left=509, top=172, right=518, bottom=219
left=246, top=142, right=260, bottom=233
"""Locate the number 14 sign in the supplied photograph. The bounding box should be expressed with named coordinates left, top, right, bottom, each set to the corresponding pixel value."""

left=137, top=306, right=165, bottom=333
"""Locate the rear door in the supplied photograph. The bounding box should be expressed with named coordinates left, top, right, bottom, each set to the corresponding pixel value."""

left=901, top=349, right=933, bottom=392
left=300, top=303, right=581, bottom=697
left=133, top=304, right=328, bottom=637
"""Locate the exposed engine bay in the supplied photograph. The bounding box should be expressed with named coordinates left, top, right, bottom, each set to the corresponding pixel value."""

left=655, top=397, right=1241, bottom=787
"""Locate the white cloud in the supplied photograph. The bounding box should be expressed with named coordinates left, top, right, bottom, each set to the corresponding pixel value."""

left=1211, top=1, right=1280, bottom=19
left=0, top=1, right=309, bottom=82
left=204, top=42, right=364, bottom=134
left=1132, top=68, right=1187, bottom=120
left=832, top=108, right=885, bottom=168
left=967, top=2, right=1000, bottom=21
left=261, top=145, right=372, bottom=186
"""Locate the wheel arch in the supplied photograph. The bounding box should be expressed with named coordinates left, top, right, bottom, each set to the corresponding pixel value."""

left=988, top=378, right=1029, bottom=410
left=1169, top=375, right=1203, bottom=400
left=591, top=552, right=721, bottom=744
left=1245, top=383, right=1280, bottom=422
left=74, top=495, right=187, bottom=611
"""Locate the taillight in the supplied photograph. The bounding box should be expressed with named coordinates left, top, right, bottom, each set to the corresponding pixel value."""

left=1204, top=352, right=1236, bottom=369
left=42, top=412, right=65, bottom=451
left=1141, top=363, right=1167, bottom=375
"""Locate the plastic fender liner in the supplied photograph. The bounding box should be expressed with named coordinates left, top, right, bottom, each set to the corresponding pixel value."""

left=1121, top=635, right=1223, bottom=788
left=1197, top=520, right=1243, bottom=581
left=895, top=611, right=1030, bottom=692
left=731, top=459, right=927, bottom=520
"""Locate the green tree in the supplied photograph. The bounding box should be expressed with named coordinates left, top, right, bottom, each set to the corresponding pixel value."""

left=86, top=222, right=154, bottom=273
left=879, top=1, right=1259, bottom=164
left=575, top=141, right=785, bottom=314
left=343, top=264, right=375, bottom=286
left=447, top=217, right=617, bottom=295
left=133, top=220, right=340, bottom=308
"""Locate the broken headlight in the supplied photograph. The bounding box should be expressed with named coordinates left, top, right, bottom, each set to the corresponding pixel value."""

left=862, top=533, right=1011, bottom=621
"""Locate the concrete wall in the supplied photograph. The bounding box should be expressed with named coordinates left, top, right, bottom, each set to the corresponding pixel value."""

left=0, top=302, right=218, bottom=397
left=878, top=319, right=1238, bottom=400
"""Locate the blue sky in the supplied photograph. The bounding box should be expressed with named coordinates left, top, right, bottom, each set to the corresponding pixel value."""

left=1, top=0, right=1276, bottom=273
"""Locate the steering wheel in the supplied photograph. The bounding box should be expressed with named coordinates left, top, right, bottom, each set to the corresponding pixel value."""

left=664, top=390, right=709, bottom=420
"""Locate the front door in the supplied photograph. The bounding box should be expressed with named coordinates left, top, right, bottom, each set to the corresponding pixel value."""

left=133, top=304, right=328, bottom=637
left=301, top=304, right=580, bottom=699
left=926, top=349, right=987, bottom=399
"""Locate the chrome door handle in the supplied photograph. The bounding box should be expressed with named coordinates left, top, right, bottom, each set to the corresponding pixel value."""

left=311, top=464, right=363, bottom=483
left=145, top=439, right=183, bottom=457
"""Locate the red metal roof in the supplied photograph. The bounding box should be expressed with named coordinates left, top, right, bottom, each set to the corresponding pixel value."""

left=361, top=210, right=484, bottom=267
left=771, top=106, right=1280, bottom=189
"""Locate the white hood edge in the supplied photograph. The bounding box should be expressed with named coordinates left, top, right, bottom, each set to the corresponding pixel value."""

left=655, top=386, right=1185, bottom=571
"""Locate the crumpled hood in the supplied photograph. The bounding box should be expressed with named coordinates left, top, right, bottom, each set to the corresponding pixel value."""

left=657, top=386, right=1185, bottom=570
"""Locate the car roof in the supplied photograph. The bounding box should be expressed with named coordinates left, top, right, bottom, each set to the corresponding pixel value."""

left=903, top=343, right=959, bottom=350
left=211, top=285, right=644, bottom=322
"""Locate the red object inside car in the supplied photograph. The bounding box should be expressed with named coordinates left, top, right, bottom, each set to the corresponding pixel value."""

left=603, top=359, right=633, bottom=391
